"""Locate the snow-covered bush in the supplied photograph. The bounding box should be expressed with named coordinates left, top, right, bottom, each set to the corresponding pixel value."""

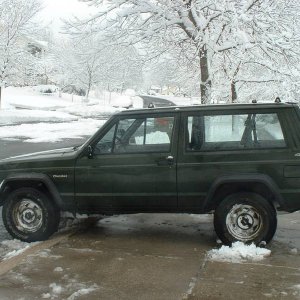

left=35, top=85, right=58, bottom=94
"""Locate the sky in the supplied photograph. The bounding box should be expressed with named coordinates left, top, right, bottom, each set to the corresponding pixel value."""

left=38, top=0, right=94, bottom=34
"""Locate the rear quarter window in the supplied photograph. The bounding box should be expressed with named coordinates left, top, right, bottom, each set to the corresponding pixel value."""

left=186, top=112, right=286, bottom=151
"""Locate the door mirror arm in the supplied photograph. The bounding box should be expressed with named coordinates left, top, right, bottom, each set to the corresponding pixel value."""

left=87, top=145, right=93, bottom=159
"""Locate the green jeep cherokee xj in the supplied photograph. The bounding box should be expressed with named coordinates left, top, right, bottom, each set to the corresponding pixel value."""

left=0, top=102, right=299, bottom=245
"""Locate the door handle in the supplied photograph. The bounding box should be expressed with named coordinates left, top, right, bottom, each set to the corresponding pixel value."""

left=166, top=156, right=174, bottom=165
left=156, top=156, right=174, bottom=166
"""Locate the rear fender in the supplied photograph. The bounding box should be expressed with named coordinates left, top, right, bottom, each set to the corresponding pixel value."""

left=203, top=174, right=285, bottom=212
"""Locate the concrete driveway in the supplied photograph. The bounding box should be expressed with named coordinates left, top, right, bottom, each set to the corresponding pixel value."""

left=0, top=213, right=299, bottom=300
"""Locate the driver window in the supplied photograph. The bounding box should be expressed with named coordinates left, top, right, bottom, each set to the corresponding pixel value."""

left=94, top=124, right=116, bottom=155
left=94, top=119, right=136, bottom=155
left=114, top=116, right=174, bottom=153
left=94, top=116, right=174, bottom=155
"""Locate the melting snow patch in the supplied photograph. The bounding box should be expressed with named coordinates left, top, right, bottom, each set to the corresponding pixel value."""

left=49, top=283, right=64, bottom=295
left=1, top=239, right=38, bottom=260
left=290, top=248, right=298, bottom=255
left=207, top=241, right=271, bottom=263
left=54, top=267, right=63, bottom=272
left=291, top=285, right=300, bottom=297
left=292, top=284, right=300, bottom=290
left=67, top=284, right=98, bottom=300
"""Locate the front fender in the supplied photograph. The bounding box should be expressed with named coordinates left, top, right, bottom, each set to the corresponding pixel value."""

left=0, top=172, right=64, bottom=208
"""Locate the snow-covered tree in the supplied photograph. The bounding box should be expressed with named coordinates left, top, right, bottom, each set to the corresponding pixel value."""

left=54, top=35, right=143, bottom=100
left=210, top=0, right=300, bottom=103
left=143, top=52, right=199, bottom=96
left=0, top=0, right=42, bottom=106
left=70, top=0, right=300, bottom=104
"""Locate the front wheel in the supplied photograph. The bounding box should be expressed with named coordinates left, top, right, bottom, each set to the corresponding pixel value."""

left=2, top=188, right=60, bottom=242
left=214, top=192, right=277, bottom=245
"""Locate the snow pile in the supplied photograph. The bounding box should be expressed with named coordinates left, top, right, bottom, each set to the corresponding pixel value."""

left=110, top=94, right=133, bottom=108
left=207, top=241, right=271, bottom=263
left=60, top=103, right=120, bottom=118
left=0, top=239, right=38, bottom=260
left=0, top=118, right=105, bottom=143
left=124, top=88, right=136, bottom=97
left=3, top=87, right=72, bottom=110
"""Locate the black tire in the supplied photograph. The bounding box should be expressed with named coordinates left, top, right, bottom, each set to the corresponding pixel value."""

left=214, top=192, right=277, bottom=245
left=2, top=187, right=60, bottom=242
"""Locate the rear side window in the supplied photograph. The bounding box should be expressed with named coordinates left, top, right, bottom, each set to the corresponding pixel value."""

left=186, top=113, right=286, bottom=151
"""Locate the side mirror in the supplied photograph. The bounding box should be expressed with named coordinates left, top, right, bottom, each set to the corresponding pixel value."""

left=87, top=145, right=93, bottom=159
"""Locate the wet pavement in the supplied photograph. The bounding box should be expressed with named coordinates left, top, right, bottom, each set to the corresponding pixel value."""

left=0, top=213, right=300, bottom=299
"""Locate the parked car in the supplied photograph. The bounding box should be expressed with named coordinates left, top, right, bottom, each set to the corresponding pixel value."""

left=1, top=102, right=299, bottom=245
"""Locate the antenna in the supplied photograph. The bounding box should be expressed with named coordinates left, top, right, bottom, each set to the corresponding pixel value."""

left=275, top=97, right=281, bottom=103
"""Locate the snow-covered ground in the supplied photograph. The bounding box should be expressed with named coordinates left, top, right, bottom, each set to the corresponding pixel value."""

left=0, top=119, right=105, bottom=143
left=0, top=109, right=78, bottom=126
left=0, top=86, right=193, bottom=142
left=0, top=86, right=140, bottom=142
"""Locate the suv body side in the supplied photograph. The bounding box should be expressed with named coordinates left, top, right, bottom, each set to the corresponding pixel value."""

left=73, top=104, right=300, bottom=214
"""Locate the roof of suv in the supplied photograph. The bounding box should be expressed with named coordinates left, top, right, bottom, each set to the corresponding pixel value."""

left=117, top=102, right=297, bottom=116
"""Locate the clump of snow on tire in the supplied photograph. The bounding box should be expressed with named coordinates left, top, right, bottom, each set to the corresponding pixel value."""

left=207, top=241, right=271, bottom=263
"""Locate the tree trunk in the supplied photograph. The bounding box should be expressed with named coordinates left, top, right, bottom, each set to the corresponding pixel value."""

left=199, top=46, right=211, bottom=104
left=231, top=80, right=238, bottom=132
left=86, top=82, right=91, bottom=100
left=231, top=80, right=237, bottom=103
left=0, top=86, right=2, bottom=109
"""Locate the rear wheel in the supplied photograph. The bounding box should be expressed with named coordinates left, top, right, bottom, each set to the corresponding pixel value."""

left=214, top=192, right=277, bottom=245
left=2, top=187, right=60, bottom=242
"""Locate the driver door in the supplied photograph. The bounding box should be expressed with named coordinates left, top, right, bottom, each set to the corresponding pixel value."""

left=75, top=113, right=178, bottom=213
